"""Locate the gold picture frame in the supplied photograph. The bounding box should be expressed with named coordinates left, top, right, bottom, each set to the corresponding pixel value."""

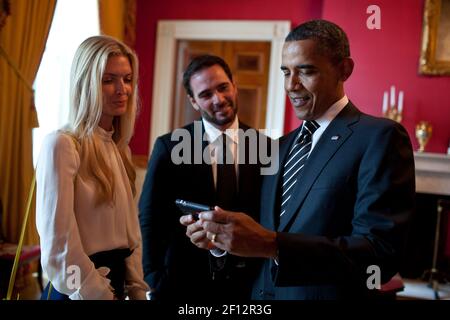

left=419, top=0, right=450, bottom=75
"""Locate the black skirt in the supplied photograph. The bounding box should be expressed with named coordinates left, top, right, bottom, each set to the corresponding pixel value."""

left=41, top=248, right=132, bottom=300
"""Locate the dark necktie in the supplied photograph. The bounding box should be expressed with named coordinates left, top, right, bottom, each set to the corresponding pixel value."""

left=210, top=133, right=237, bottom=279
left=215, top=133, right=237, bottom=209
left=279, top=120, right=319, bottom=220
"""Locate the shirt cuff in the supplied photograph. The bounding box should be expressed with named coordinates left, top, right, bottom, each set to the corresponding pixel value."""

left=210, top=248, right=227, bottom=257
left=273, top=246, right=280, bottom=265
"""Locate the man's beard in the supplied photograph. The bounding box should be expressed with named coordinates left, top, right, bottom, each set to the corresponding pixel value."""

left=201, top=99, right=238, bottom=127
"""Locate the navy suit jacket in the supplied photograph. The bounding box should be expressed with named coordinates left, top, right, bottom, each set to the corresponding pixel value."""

left=252, top=102, right=415, bottom=300
left=139, top=121, right=268, bottom=301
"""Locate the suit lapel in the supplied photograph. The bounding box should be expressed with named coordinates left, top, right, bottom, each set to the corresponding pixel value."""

left=278, top=103, right=360, bottom=232
left=189, top=122, right=215, bottom=200
left=260, top=172, right=278, bottom=230
left=260, top=129, right=300, bottom=231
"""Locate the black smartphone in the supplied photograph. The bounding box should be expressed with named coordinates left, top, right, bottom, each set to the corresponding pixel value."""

left=175, top=199, right=213, bottom=220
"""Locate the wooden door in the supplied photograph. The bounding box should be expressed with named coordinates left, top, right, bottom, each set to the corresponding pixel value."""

left=172, top=40, right=271, bottom=130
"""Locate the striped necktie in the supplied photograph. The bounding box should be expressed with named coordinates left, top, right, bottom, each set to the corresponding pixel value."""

left=280, top=120, right=319, bottom=219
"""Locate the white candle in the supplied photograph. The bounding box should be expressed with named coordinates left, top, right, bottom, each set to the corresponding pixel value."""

left=390, top=85, right=396, bottom=107
left=398, top=91, right=404, bottom=113
left=382, top=91, right=388, bottom=114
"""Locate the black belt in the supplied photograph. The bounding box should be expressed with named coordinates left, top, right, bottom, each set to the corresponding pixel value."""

left=41, top=248, right=132, bottom=300
left=89, top=248, right=132, bottom=299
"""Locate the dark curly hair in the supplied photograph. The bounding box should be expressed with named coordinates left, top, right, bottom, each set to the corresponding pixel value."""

left=182, top=55, right=233, bottom=98
left=286, top=19, right=350, bottom=65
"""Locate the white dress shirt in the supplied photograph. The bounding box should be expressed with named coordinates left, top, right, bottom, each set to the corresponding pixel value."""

left=202, top=115, right=240, bottom=187
left=36, top=127, right=149, bottom=299
left=310, top=95, right=348, bottom=151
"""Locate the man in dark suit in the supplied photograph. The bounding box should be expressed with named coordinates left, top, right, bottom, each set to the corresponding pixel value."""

left=186, top=20, right=415, bottom=299
left=139, top=55, right=270, bottom=300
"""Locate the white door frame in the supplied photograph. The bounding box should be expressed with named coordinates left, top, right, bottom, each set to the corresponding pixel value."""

left=149, top=20, right=291, bottom=153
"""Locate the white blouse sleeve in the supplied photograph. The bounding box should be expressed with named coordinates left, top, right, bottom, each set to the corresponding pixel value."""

left=36, top=132, right=114, bottom=300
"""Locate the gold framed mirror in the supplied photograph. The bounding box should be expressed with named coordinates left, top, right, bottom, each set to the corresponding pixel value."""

left=419, top=0, right=450, bottom=75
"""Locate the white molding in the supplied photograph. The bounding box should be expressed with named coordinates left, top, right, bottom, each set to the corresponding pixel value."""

left=149, top=20, right=291, bottom=154
left=414, top=152, right=450, bottom=196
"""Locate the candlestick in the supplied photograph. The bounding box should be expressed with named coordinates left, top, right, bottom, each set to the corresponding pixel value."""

left=390, top=86, right=396, bottom=107
left=382, top=91, right=388, bottom=114
left=398, top=91, right=404, bottom=113
left=383, top=86, right=403, bottom=123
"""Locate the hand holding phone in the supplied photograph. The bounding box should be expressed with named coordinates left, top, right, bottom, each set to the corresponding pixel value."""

left=175, top=199, right=213, bottom=221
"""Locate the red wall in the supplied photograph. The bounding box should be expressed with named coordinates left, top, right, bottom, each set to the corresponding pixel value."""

left=132, top=0, right=450, bottom=156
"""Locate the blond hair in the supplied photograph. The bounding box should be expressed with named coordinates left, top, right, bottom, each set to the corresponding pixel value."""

left=65, top=35, right=138, bottom=205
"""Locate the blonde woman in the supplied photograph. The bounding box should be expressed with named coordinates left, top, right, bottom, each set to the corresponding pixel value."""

left=36, top=35, right=149, bottom=300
